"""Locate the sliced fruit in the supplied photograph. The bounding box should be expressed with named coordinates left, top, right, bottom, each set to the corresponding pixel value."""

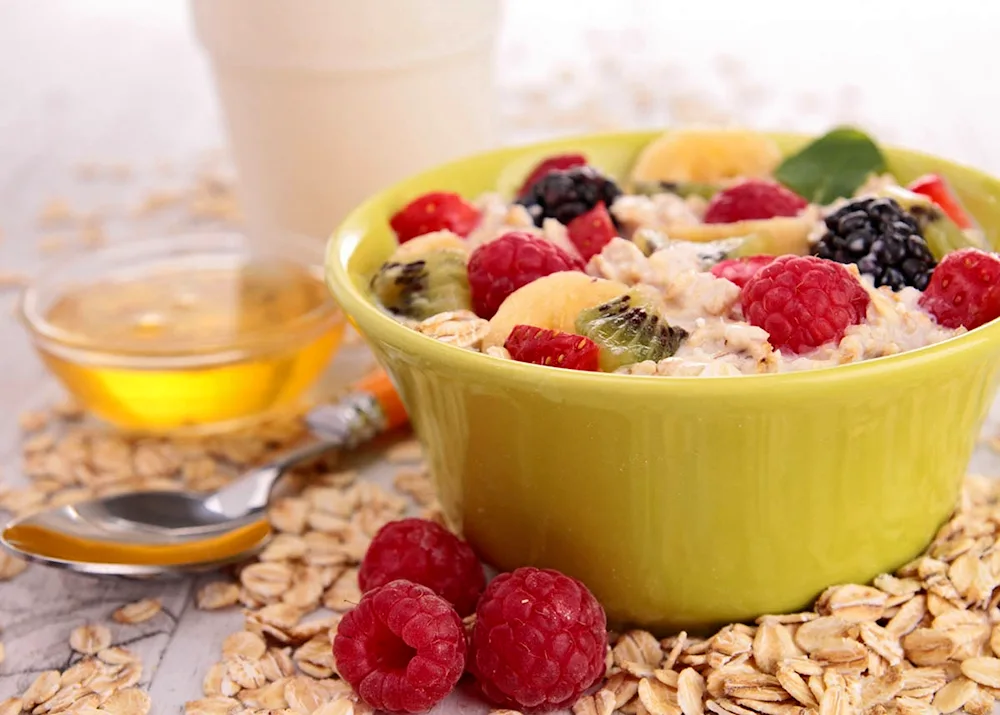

left=703, top=180, right=808, bottom=224
left=482, top=272, right=629, bottom=351
left=516, top=153, right=588, bottom=199
left=575, top=288, right=688, bottom=371
left=907, top=174, right=975, bottom=230
left=629, top=129, right=783, bottom=187
left=666, top=215, right=814, bottom=256
left=390, top=230, right=468, bottom=263
left=873, top=185, right=989, bottom=260
left=389, top=191, right=480, bottom=243
left=370, top=248, right=471, bottom=320
left=567, top=202, right=617, bottom=261
left=504, top=325, right=600, bottom=371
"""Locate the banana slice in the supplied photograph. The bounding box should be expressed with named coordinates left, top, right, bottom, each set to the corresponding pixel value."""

left=483, top=272, right=629, bottom=351
left=629, top=129, right=783, bottom=187
left=667, top=216, right=815, bottom=256
left=390, top=230, right=469, bottom=262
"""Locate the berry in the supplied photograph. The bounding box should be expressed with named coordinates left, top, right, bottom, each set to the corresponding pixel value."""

left=517, top=153, right=588, bottom=199
left=467, top=232, right=585, bottom=319
left=703, top=180, right=807, bottom=224
left=566, top=202, right=617, bottom=261
left=908, top=174, right=974, bottom=229
left=504, top=325, right=601, bottom=371
left=390, top=192, right=480, bottom=243
left=359, top=518, right=485, bottom=616
left=469, top=567, right=608, bottom=711
left=741, top=255, right=870, bottom=354
left=333, top=580, right=467, bottom=714
left=710, top=255, right=777, bottom=289
left=517, top=166, right=623, bottom=227
left=918, top=248, right=1000, bottom=329
left=812, top=197, right=937, bottom=291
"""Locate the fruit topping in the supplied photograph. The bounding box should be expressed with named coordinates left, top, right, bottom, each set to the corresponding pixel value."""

left=482, top=272, right=631, bottom=351
left=774, top=127, right=887, bottom=205
left=467, top=232, right=585, bottom=320
left=517, top=166, right=623, bottom=227
left=504, top=325, right=601, bottom=371
left=667, top=215, right=814, bottom=256
left=389, top=230, right=468, bottom=263
left=812, top=197, right=937, bottom=290
left=873, top=185, right=983, bottom=261
left=575, top=289, right=688, bottom=371
left=629, top=128, right=782, bottom=185
left=907, top=173, right=975, bottom=230
left=516, top=153, right=588, bottom=199
left=333, top=579, right=467, bottom=713
left=469, top=567, right=607, bottom=711
left=371, top=249, right=471, bottom=320
left=711, top=255, right=778, bottom=289
left=389, top=191, right=481, bottom=243
left=703, top=179, right=808, bottom=224
left=918, top=248, right=1000, bottom=330
left=566, top=202, right=618, bottom=261
left=358, top=518, right=485, bottom=617
left=741, top=255, right=870, bottom=354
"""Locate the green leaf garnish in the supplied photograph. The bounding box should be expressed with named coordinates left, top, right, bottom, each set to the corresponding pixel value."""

left=774, top=127, right=888, bottom=205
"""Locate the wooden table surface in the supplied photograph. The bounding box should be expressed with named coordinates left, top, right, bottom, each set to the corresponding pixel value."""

left=4, top=0, right=1000, bottom=711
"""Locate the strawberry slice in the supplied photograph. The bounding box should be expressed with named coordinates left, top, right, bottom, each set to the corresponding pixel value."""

left=566, top=202, right=617, bottom=261
left=516, top=153, right=588, bottom=199
left=389, top=191, right=481, bottom=243
left=504, top=325, right=600, bottom=371
left=710, top=255, right=777, bottom=289
left=907, top=174, right=975, bottom=229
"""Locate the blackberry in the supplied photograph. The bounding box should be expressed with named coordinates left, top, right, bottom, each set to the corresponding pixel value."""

left=812, top=197, right=937, bottom=291
left=517, top=166, right=622, bottom=227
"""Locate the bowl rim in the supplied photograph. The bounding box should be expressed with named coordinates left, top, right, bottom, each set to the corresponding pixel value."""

left=326, top=128, right=1000, bottom=395
left=21, top=231, right=345, bottom=370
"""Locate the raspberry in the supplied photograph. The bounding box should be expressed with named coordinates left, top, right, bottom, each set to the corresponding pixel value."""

left=467, top=232, right=585, bottom=319
left=710, top=255, right=777, bottom=289
left=469, top=567, right=608, bottom=711
left=566, top=202, right=617, bottom=261
left=741, top=255, right=870, bottom=354
left=333, top=580, right=467, bottom=714
left=359, top=518, right=485, bottom=616
left=504, top=325, right=601, bottom=371
left=516, top=153, right=588, bottom=199
left=908, top=174, right=974, bottom=229
left=389, top=191, right=481, bottom=243
left=517, top=166, right=622, bottom=227
left=918, top=248, right=1000, bottom=329
left=704, top=180, right=808, bottom=224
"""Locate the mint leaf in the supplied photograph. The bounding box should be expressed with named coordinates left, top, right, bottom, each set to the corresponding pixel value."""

left=774, top=127, right=888, bottom=205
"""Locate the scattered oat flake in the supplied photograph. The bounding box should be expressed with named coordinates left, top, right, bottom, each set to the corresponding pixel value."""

left=113, top=597, right=162, bottom=624
left=69, top=623, right=112, bottom=654
left=222, top=630, right=267, bottom=660
left=0, top=699, right=20, bottom=715
left=197, top=581, right=240, bottom=610
left=0, top=551, right=28, bottom=580
left=101, top=688, right=152, bottom=715
left=21, top=670, right=60, bottom=708
left=184, top=697, right=241, bottom=715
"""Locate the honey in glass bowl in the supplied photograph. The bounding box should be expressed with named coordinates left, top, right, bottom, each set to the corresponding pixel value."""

left=19, top=233, right=346, bottom=433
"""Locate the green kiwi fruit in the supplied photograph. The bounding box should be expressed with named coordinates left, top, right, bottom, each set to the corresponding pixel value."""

left=370, top=248, right=471, bottom=320
left=575, top=289, right=688, bottom=371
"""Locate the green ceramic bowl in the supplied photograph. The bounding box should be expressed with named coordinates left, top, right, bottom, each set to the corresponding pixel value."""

left=327, top=131, right=1000, bottom=633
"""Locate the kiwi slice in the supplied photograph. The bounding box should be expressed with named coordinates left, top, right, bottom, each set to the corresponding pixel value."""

left=874, top=185, right=989, bottom=260
left=575, top=289, right=688, bottom=371
left=370, top=248, right=471, bottom=320
left=631, top=180, right=722, bottom=201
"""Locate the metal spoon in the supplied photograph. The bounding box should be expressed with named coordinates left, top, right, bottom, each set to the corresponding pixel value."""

left=0, top=369, right=407, bottom=578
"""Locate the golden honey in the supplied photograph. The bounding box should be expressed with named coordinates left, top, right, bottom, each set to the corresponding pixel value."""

left=2, top=520, right=271, bottom=566
left=33, top=260, right=344, bottom=432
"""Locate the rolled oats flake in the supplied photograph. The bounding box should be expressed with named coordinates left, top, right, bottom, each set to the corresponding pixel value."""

left=113, top=598, right=162, bottom=624
left=197, top=581, right=241, bottom=610
left=69, top=624, right=111, bottom=655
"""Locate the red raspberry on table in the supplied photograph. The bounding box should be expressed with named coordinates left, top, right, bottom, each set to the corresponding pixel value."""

left=505, top=325, right=601, bottom=371
left=516, top=153, right=588, bottom=199
left=741, top=255, right=870, bottom=354
left=333, top=579, right=467, bottom=714
left=704, top=180, right=808, bottom=224
left=359, top=518, right=485, bottom=616
left=710, top=255, right=777, bottom=289
left=566, top=202, right=617, bottom=261
left=467, top=232, right=585, bottom=319
left=469, top=567, right=608, bottom=712
left=389, top=191, right=481, bottom=243
left=918, top=248, right=1000, bottom=330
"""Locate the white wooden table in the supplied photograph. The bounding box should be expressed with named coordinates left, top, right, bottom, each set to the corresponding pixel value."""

left=4, top=0, right=1000, bottom=710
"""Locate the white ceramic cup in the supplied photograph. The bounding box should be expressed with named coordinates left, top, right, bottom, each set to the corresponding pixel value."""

left=190, top=0, right=501, bottom=239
